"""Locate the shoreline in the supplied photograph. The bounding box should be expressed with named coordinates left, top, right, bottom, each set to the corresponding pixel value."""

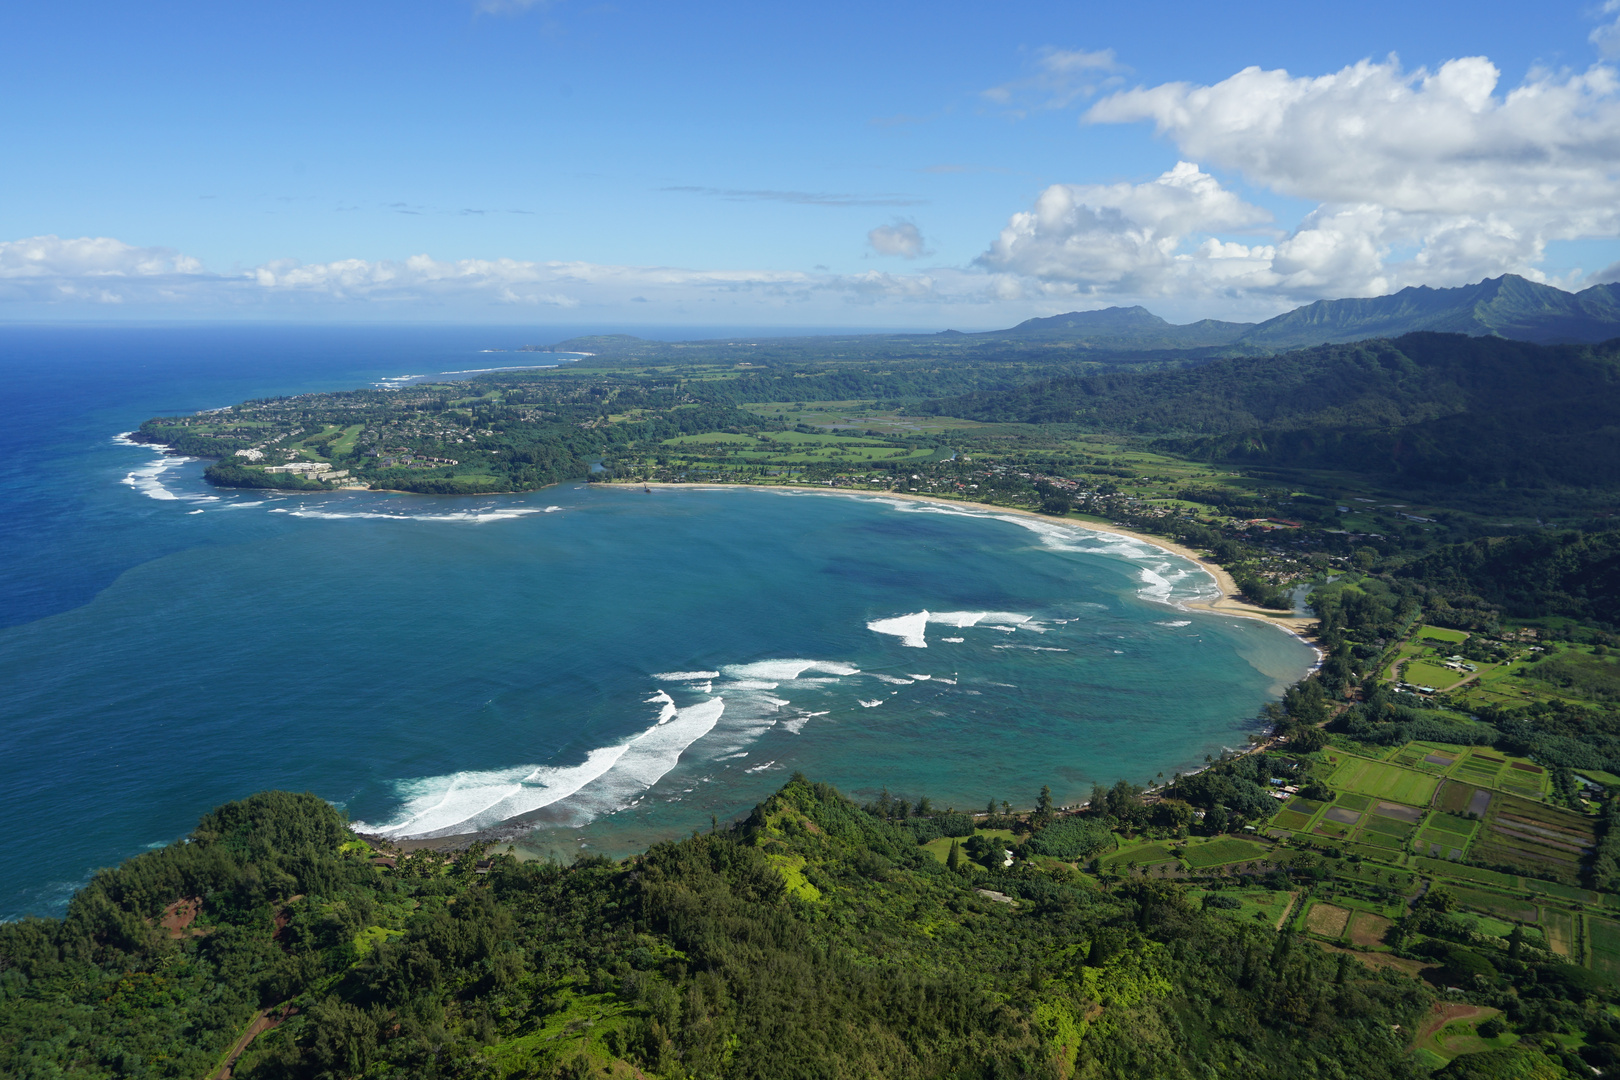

left=608, top=480, right=1319, bottom=647
left=358, top=481, right=1320, bottom=853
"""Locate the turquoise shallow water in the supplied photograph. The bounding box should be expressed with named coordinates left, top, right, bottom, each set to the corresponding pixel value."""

left=0, top=326, right=1314, bottom=917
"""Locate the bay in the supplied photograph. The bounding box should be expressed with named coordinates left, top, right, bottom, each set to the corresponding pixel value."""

left=0, top=326, right=1314, bottom=917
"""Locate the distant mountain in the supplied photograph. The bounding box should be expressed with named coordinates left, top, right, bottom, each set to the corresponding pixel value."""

left=546, top=275, right=1620, bottom=361
left=1237, top=275, right=1620, bottom=348
left=950, top=306, right=1252, bottom=350
left=974, top=275, right=1620, bottom=350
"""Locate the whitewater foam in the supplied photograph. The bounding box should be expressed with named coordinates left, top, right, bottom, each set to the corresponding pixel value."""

left=116, top=435, right=191, bottom=502
left=286, top=507, right=546, bottom=524
left=867, top=611, right=929, bottom=648
left=357, top=694, right=726, bottom=838
left=722, top=659, right=859, bottom=681
left=653, top=671, right=720, bottom=681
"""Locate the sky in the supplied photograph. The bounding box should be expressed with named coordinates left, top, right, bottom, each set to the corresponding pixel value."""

left=3, top=0, right=1620, bottom=330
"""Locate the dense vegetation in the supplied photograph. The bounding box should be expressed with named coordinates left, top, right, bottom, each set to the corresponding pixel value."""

left=923, top=333, right=1620, bottom=493
left=2, top=782, right=1443, bottom=1080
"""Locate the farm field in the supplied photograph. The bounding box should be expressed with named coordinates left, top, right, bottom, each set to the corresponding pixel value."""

left=1589, top=918, right=1620, bottom=978
left=1328, top=757, right=1439, bottom=805
left=1303, top=901, right=1352, bottom=940
left=1182, top=838, right=1272, bottom=868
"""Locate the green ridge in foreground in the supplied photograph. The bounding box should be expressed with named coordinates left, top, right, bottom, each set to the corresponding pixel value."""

left=0, top=782, right=1461, bottom=1080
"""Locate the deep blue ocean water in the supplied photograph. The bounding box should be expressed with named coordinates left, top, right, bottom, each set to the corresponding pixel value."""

left=0, top=325, right=1315, bottom=918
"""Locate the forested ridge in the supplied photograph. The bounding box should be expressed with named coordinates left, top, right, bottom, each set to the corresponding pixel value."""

left=2, top=784, right=1439, bottom=1080
left=920, top=333, right=1620, bottom=489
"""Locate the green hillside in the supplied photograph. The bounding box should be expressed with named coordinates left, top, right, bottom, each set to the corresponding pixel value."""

left=920, top=332, right=1620, bottom=492
left=1238, top=276, right=1620, bottom=350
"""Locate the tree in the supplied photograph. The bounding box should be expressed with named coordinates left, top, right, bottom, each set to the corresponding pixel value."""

left=946, top=839, right=962, bottom=872
left=1038, top=785, right=1053, bottom=814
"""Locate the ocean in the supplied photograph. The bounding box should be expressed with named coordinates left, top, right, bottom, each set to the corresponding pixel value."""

left=0, top=324, right=1315, bottom=918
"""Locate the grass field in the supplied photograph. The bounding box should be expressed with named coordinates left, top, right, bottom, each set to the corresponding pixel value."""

left=1418, top=626, right=1470, bottom=644
left=1450, top=886, right=1539, bottom=924
left=1404, top=661, right=1467, bottom=689
left=1304, top=902, right=1351, bottom=939
left=1182, top=838, right=1271, bottom=868
left=1542, top=910, right=1576, bottom=957
left=1349, top=911, right=1394, bottom=948
left=1589, top=919, right=1620, bottom=978
left=1188, top=888, right=1296, bottom=927
left=921, top=828, right=1019, bottom=867
left=1099, top=841, right=1181, bottom=869
left=1329, top=758, right=1439, bottom=806
left=1426, top=813, right=1477, bottom=836
left=1272, top=810, right=1313, bottom=830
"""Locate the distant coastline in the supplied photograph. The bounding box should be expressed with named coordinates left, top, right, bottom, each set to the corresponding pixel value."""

left=606, top=480, right=1320, bottom=645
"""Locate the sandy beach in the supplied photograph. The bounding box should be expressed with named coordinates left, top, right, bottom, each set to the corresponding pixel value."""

left=612, top=480, right=1320, bottom=644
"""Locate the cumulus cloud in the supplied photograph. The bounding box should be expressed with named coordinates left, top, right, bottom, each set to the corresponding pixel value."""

left=867, top=221, right=928, bottom=258
left=0, top=235, right=204, bottom=302
left=983, top=48, right=1123, bottom=114
left=1063, top=55, right=1620, bottom=298
left=978, top=162, right=1272, bottom=293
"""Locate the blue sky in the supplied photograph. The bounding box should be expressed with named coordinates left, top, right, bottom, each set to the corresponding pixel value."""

left=4, top=0, right=1619, bottom=328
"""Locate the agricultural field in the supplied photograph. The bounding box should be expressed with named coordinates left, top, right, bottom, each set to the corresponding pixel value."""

left=1303, top=901, right=1352, bottom=939
left=1181, top=837, right=1273, bottom=868
left=1471, top=793, right=1595, bottom=883
left=658, top=429, right=941, bottom=465
left=1328, top=757, right=1439, bottom=805
left=1589, top=918, right=1620, bottom=979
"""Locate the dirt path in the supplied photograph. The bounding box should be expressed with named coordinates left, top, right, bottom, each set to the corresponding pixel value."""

left=209, top=1002, right=296, bottom=1079
left=1410, top=1001, right=1495, bottom=1049
left=1276, top=891, right=1301, bottom=931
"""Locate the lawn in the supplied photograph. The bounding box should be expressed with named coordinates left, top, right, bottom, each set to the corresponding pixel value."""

left=1418, top=626, right=1470, bottom=644
left=922, top=828, right=1020, bottom=867
left=1329, top=758, right=1439, bottom=805
left=1189, top=888, right=1296, bottom=928
left=1404, top=661, right=1467, bottom=689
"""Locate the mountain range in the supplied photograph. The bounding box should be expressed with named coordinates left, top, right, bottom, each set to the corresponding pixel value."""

left=554, top=274, right=1620, bottom=359
left=959, top=274, right=1620, bottom=352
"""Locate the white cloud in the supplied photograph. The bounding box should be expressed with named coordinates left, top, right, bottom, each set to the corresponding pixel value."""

left=1594, top=1, right=1620, bottom=58
left=0, top=234, right=1031, bottom=321
left=977, top=162, right=1272, bottom=293
left=0, top=235, right=204, bottom=302
left=1068, top=55, right=1620, bottom=298
left=867, top=221, right=928, bottom=258
left=983, top=47, right=1123, bottom=113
